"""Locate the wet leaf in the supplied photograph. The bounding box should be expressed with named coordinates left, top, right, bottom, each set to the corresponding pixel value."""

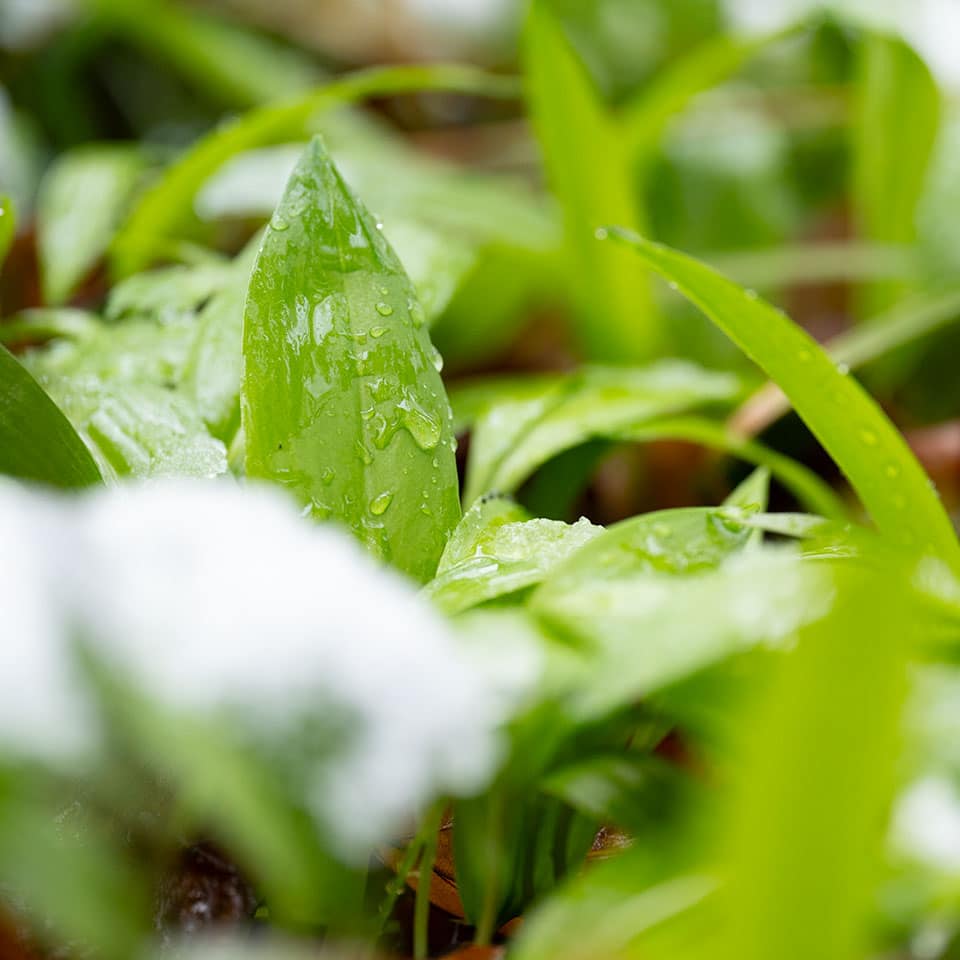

left=609, top=230, right=960, bottom=565
left=426, top=497, right=601, bottom=615
left=242, top=137, right=460, bottom=582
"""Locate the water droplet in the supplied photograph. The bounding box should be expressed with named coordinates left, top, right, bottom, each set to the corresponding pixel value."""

left=369, top=492, right=393, bottom=516
left=430, top=345, right=444, bottom=373
left=371, top=326, right=389, bottom=340
left=375, top=302, right=394, bottom=317
left=745, top=289, right=759, bottom=301
left=652, top=523, right=671, bottom=538
left=594, top=227, right=609, bottom=240
left=360, top=406, right=376, bottom=421
left=836, top=362, right=850, bottom=376
left=355, top=440, right=373, bottom=465
left=859, top=428, right=878, bottom=446
left=270, top=214, right=289, bottom=232
left=375, top=221, right=384, bottom=231
left=668, top=281, right=679, bottom=291
left=400, top=404, right=441, bottom=450
left=409, top=300, right=426, bottom=329
left=321, top=467, right=335, bottom=485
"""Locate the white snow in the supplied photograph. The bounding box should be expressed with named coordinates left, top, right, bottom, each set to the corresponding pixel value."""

left=892, top=776, right=960, bottom=874
left=0, top=479, right=531, bottom=859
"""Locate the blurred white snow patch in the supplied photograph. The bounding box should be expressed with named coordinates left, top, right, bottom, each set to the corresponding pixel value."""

left=892, top=776, right=960, bottom=873
left=725, top=0, right=960, bottom=89
left=0, top=479, right=530, bottom=859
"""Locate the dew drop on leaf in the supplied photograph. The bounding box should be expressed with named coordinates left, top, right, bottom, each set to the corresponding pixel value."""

left=375, top=302, right=394, bottom=317
left=369, top=491, right=393, bottom=516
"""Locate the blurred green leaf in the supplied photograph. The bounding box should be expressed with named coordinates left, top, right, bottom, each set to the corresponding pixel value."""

left=37, top=144, right=147, bottom=305
left=852, top=33, right=940, bottom=314
left=534, top=523, right=827, bottom=721
left=113, top=64, right=521, bottom=277
left=464, top=363, right=743, bottom=504
left=609, top=230, right=959, bottom=564
left=524, top=0, right=658, bottom=362
left=242, top=137, right=459, bottom=582
left=708, top=564, right=910, bottom=960
left=0, top=192, right=14, bottom=270
left=0, top=343, right=102, bottom=487
left=92, top=0, right=322, bottom=107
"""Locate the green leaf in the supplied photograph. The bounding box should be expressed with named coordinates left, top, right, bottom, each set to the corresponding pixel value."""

left=533, top=515, right=825, bottom=721
left=709, top=564, right=910, bottom=960
left=37, top=145, right=147, bottom=305
left=510, top=855, right=713, bottom=960
left=464, top=363, right=743, bottom=505
left=852, top=33, right=941, bottom=314
left=0, top=344, right=102, bottom=487
left=524, top=0, right=659, bottom=362
left=608, top=230, right=959, bottom=564
left=425, top=498, right=602, bottom=615
left=0, top=192, right=14, bottom=270
left=113, top=64, right=521, bottom=277
left=622, top=27, right=795, bottom=165
left=242, top=137, right=460, bottom=582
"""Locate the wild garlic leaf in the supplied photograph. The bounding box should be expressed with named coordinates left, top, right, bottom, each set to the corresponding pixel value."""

left=464, top=362, right=743, bottom=505
left=426, top=497, right=602, bottom=615
left=536, top=542, right=833, bottom=723
left=532, top=506, right=777, bottom=719
left=609, top=230, right=960, bottom=565
left=113, top=64, right=520, bottom=277
left=36, top=145, right=147, bottom=305
left=242, top=137, right=460, bottom=582
left=0, top=344, right=102, bottom=487
left=524, top=0, right=659, bottom=362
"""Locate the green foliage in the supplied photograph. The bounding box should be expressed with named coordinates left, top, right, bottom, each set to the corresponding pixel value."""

left=5, top=4, right=960, bottom=959
left=37, top=145, right=148, bottom=304
left=0, top=343, right=102, bottom=487
left=242, top=137, right=460, bottom=581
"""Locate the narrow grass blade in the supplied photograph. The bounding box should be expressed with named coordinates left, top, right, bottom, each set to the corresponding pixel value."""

left=608, top=229, right=959, bottom=564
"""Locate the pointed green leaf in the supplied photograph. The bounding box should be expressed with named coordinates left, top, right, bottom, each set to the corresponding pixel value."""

left=242, top=137, right=460, bottom=582
left=608, top=230, right=959, bottom=565
left=0, top=344, right=102, bottom=488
